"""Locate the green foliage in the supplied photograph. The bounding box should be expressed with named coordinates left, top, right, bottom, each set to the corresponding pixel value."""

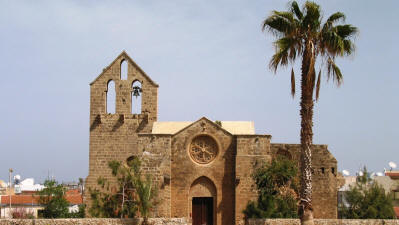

left=89, top=157, right=157, bottom=221
left=243, top=157, right=299, bottom=218
left=339, top=167, right=395, bottom=219
left=37, top=180, right=70, bottom=218
left=137, top=174, right=158, bottom=225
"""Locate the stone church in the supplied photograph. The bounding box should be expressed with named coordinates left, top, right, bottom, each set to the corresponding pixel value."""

left=85, top=52, right=341, bottom=225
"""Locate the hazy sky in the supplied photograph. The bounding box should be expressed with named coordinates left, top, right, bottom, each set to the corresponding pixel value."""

left=0, top=0, right=398, bottom=183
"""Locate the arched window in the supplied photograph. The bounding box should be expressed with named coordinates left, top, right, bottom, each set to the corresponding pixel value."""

left=106, top=80, right=116, bottom=114
left=120, top=59, right=128, bottom=80
left=131, top=80, right=142, bottom=114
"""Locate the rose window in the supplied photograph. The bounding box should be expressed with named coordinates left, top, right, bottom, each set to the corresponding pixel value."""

left=189, top=135, right=218, bottom=164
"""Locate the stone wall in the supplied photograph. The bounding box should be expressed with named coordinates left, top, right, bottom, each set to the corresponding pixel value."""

left=270, top=144, right=340, bottom=219
left=0, top=218, right=188, bottom=225
left=248, top=219, right=399, bottom=225
left=235, top=135, right=271, bottom=224
left=138, top=134, right=172, bottom=217
left=170, top=118, right=235, bottom=225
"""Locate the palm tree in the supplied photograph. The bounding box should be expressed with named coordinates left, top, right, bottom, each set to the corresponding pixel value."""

left=262, top=1, right=357, bottom=224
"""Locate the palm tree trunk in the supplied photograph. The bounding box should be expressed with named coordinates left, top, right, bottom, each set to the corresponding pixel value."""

left=299, top=43, right=315, bottom=225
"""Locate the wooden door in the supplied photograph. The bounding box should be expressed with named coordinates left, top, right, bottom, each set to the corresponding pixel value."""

left=192, top=197, right=213, bottom=225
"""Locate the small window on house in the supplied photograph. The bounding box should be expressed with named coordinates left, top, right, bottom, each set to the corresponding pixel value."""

left=120, top=59, right=128, bottom=80
left=132, top=80, right=142, bottom=114
left=106, top=80, right=116, bottom=114
left=331, top=167, right=335, bottom=175
left=321, top=167, right=325, bottom=174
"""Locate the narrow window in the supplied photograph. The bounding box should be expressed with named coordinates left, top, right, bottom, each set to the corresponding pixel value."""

left=321, top=167, right=325, bottom=174
left=120, top=59, right=128, bottom=80
left=106, top=80, right=116, bottom=114
left=132, top=80, right=142, bottom=114
left=331, top=167, right=335, bottom=175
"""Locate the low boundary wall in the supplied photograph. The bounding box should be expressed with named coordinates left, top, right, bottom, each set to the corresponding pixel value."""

left=248, top=219, right=399, bottom=225
left=0, top=218, right=188, bottom=225
left=0, top=218, right=398, bottom=225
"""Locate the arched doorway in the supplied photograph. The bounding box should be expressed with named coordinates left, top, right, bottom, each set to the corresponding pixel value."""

left=189, top=176, right=216, bottom=225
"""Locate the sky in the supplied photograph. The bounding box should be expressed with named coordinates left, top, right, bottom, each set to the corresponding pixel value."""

left=0, top=0, right=398, bottom=183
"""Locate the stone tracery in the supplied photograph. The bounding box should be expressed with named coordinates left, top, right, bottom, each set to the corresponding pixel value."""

left=189, top=135, right=218, bottom=164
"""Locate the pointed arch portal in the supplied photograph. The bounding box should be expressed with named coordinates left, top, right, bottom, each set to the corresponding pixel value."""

left=189, top=176, right=216, bottom=225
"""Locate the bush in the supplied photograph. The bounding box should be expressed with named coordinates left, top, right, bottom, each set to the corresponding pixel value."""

left=11, top=208, right=35, bottom=219
left=339, top=167, right=395, bottom=219
left=37, top=180, right=70, bottom=218
left=243, top=157, right=299, bottom=218
left=89, top=157, right=158, bottom=222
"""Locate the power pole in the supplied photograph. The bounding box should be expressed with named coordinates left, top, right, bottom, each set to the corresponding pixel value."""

left=8, top=168, right=13, bottom=218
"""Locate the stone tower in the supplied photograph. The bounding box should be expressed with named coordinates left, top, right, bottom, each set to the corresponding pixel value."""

left=85, top=51, right=159, bottom=208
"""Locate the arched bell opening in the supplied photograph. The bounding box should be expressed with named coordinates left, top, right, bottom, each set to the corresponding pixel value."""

left=106, top=80, right=116, bottom=114
left=131, top=80, right=142, bottom=114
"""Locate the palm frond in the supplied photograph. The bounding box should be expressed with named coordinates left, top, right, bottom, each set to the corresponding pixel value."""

left=315, top=69, right=321, bottom=101
left=291, top=68, right=295, bottom=98
left=327, top=12, right=345, bottom=24
left=262, top=11, right=296, bottom=37
left=342, top=39, right=355, bottom=56
left=269, top=37, right=299, bottom=72
left=321, top=25, right=357, bottom=56
left=335, top=24, right=358, bottom=39
left=322, top=12, right=345, bottom=34
left=302, top=1, right=321, bottom=32
left=274, top=10, right=295, bottom=22
left=327, top=57, right=343, bottom=86
left=320, top=30, right=344, bottom=56
left=270, top=49, right=289, bottom=72
left=290, top=1, right=303, bottom=20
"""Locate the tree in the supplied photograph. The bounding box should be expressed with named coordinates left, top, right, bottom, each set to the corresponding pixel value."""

left=339, top=167, right=395, bottom=219
left=136, top=174, right=157, bottom=225
left=244, top=157, right=299, bottom=219
left=262, top=1, right=358, bottom=224
left=37, top=180, right=70, bottom=218
left=89, top=157, right=157, bottom=223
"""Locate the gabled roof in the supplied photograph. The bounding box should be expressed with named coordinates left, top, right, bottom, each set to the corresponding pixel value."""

left=173, top=117, right=233, bottom=137
left=151, top=117, right=255, bottom=136
left=90, top=51, right=159, bottom=87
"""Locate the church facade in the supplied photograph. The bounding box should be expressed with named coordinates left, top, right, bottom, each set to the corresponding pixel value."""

left=85, top=52, right=341, bottom=225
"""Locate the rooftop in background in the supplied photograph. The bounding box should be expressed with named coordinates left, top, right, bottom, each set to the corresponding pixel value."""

left=152, top=121, right=255, bottom=135
left=0, top=189, right=82, bottom=206
left=385, top=171, right=399, bottom=179
left=394, top=207, right=399, bottom=219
